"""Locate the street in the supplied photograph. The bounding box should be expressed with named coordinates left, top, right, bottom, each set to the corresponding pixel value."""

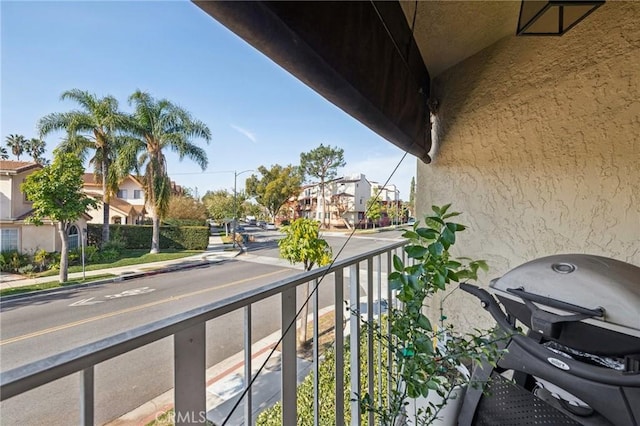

left=0, top=229, right=404, bottom=425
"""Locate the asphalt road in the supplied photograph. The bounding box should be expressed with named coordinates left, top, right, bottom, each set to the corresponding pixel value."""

left=0, top=228, right=405, bottom=425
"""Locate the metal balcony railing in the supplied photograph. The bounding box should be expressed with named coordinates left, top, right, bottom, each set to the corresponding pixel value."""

left=0, top=240, right=406, bottom=425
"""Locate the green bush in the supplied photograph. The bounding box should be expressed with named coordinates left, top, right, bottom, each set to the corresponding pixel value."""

left=0, top=250, right=30, bottom=273
left=256, top=333, right=388, bottom=425
left=88, top=224, right=209, bottom=250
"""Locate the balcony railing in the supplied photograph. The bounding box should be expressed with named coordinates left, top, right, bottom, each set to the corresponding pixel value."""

left=0, top=240, right=406, bottom=425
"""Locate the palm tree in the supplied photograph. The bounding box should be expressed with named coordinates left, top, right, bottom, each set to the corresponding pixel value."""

left=26, top=138, right=47, bottom=164
left=38, top=89, right=130, bottom=244
left=120, top=90, right=211, bottom=253
left=5, top=134, right=27, bottom=160
left=0, top=146, right=9, bottom=160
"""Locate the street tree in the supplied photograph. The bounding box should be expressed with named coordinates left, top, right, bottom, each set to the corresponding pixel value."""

left=21, top=153, right=97, bottom=283
left=300, top=144, right=346, bottom=228
left=0, top=147, right=8, bottom=160
left=245, top=164, right=302, bottom=221
left=39, top=89, right=131, bottom=245
left=166, top=194, right=208, bottom=225
left=278, top=218, right=333, bottom=345
left=409, top=176, right=416, bottom=216
left=366, top=190, right=382, bottom=228
left=202, top=189, right=247, bottom=228
left=120, top=90, right=211, bottom=253
left=5, top=134, right=27, bottom=160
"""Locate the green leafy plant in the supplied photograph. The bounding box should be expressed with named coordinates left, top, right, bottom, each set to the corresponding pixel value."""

left=361, top=204, right=504, bottom=425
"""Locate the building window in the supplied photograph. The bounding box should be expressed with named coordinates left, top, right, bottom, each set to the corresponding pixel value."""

left=68, top=225, right=79, bottom=250
left=133, top=190, right=142, bottom=199
left=117, top=189, right=128, bottom=199
left=1, top=228, right=19, bottom=252
left=112, top=217, right=122, bottom=224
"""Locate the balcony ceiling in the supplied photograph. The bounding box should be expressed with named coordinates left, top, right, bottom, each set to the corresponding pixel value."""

left=195, top=1, right=520, bottom=162
left=399, top=1, right=519, bottom=78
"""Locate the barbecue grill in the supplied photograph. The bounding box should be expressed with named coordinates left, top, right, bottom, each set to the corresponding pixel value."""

left=458, top=254, right=640, bottom=426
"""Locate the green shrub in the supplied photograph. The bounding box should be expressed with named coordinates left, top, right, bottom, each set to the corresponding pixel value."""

left=256, top=333, right=388, bottom=425
left=100, top=249, right=120, bottom=263
left=84, top=245, right=101, bottom=263
left=88, top=224, right=209, bottom=250
left=18, top=264, right=36, bottom=277
left=1, top=250, right=30, bottom=273
left=34, top=249, right=51, bottom=272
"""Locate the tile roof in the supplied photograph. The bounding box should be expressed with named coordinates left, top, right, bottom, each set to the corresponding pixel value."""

left=0, top=160, right=42, bottom=174
left=82, top=173, right=102, bottom=186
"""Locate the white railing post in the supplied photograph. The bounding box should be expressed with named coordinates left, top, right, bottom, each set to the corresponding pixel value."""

left=80, top=366, right=94, bottom=426
left=174, top=323, right=206, bottom=426
left=281, top=287, right=297, bottom=425
left=244, top=304, right=252, bottom=425
left=313, top=278, right=320, bottom=426
left=349, top=263, right=361, bottom=426
left=334, top=269, right=345, bottom=426
left=366, top=257, right=375, bottom=426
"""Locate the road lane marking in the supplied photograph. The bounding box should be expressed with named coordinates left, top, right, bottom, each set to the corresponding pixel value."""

left=0, top=269, right=289, bottom=346
left=69, top=298, right=104, bottom=306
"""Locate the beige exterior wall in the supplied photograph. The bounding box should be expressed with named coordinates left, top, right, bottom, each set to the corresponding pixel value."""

left=0, top=176, right=12, bottom=220
left=21, top=223, right=58, bottom=253
left=417, top=2, right=640, bottom=328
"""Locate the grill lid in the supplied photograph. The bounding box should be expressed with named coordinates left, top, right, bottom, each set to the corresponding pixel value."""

left=490, top=254, right=640, bottom=336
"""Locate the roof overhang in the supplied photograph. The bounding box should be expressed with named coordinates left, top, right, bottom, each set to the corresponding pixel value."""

left=195, top=0, right=432, bottom=162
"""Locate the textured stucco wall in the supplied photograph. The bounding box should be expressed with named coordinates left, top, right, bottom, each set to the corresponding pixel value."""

left=417, top=2, right=640, bottom=328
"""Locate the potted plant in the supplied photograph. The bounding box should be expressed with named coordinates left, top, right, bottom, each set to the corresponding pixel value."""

left=361, top=204, right=504, bottom=425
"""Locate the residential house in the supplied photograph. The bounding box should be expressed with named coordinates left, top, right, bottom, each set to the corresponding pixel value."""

left=370, top=182, right=403, bottom=225
left=81, top=174, right=148, bottom=225
left=0, top=160, right=89, bottom=253
left=291, top=174, right=376, bottom=228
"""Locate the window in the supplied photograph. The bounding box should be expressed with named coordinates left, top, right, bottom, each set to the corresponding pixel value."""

left=1, top=228, right=18, bottom=251
left=117, top=189, right=128, bottom=199
left=133, top=190, right=142, bottom=199
left=68, top=226, right=79, bottom=250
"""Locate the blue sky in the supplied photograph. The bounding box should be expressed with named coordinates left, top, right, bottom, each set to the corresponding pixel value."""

left=1, top=0, right=416, bottom=198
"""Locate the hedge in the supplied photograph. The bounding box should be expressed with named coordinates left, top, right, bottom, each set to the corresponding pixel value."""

left=88, top=224, right=209, bottom=250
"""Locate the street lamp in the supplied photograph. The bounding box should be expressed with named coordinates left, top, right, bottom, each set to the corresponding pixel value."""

left=233, top=169, right=254, bottom=248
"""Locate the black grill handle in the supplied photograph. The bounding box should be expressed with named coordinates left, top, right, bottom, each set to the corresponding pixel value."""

left=506, top=287, right=604, bottom=317
left=459, top=283, right=516, bottom=333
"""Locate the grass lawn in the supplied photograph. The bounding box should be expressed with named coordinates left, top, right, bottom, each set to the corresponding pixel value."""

left=0, top=274, right=116, bottom=297
left=35, top=249, right=203, bottom=278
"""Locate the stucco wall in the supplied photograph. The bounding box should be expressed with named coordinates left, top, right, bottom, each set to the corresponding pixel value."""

left=417, top=2, right=639, bottom=328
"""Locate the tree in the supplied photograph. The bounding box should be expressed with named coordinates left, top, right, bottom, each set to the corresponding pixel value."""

left=38, top=89, right=131, bottom=245
left=0, top=147, right=8, bottom=160
left=409, top=176, right=415, bottom=216
left=366, top=191, right=382, bottom=228
left=202, top=189, right=247, bottom=229
left=245, top=164, right=302, bottom=221
left=300, top=144, right=346, bottom=228
left=278, top=218, right=333, bottom=345
left=25, top=138, right=47, bottom=165
left=5, top=134, right=27, bottom=160
left=121, top=90, right=211, bottom=253
left=166, top=195, right=208, bottom=224
left=21, top=153, right=97, bottom=283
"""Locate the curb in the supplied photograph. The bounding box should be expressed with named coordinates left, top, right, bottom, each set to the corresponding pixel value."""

left=0, top=252, right=237, bottom=303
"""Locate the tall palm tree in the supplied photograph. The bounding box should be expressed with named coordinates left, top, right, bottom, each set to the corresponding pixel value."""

left=38, top=89, right=130, bottom=244
left=5, top=134, right=27, bottom=160
left=120, top=90, right=211, bottom=253
left=26, top=138, right=47, bottom=165
left=0, top=146, right=9, bottom=160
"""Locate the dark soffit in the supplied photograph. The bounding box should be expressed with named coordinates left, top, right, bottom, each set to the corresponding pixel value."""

left=194, top=1, right=432, bottom=163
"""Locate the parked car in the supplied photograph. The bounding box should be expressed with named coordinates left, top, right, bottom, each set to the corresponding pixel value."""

left=264, top=223, right=277, bottom=231
left=407, top=217, right=416, bottom=225
left=257, top=220, right=266, bottom=228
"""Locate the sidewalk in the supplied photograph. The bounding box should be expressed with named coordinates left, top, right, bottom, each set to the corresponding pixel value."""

left=0, top=235, right=239, bottom=295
